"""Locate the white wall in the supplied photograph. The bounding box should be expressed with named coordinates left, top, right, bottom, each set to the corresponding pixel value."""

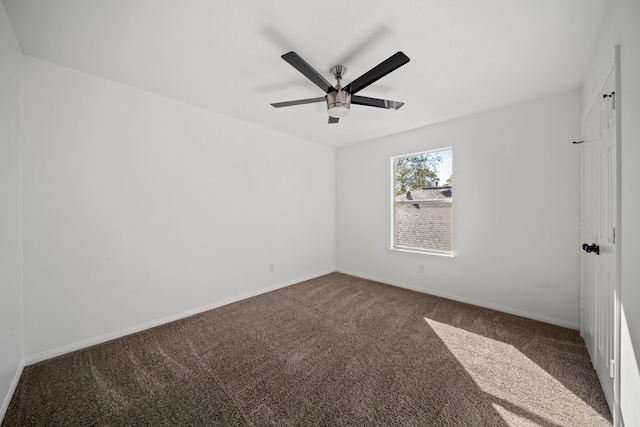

left=22, top=57, right=336, bottom=360
left=0, top=1, right=24, bottom=419
left=337, top=91, right=582, bottom=328
left=583, top=0, right=640, bottom=424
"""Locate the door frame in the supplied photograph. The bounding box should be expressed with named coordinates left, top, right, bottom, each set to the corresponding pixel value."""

left=613, top=43, right=622, bottom=427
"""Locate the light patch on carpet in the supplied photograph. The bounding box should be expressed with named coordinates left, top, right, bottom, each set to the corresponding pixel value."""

left=493, top=403, right=548, bottom=427
left=425, top=317, right=610, bottom=427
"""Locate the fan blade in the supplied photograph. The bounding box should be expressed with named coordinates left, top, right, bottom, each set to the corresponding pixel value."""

left=328, top=116, right=339, bottom=124
left=345, top=52, right=410, bottom=95
left=352, top=95, right=404, bottom=110
left=271, top=97, right=326, bottom=108
left=281, top=52, right=335, bottom=93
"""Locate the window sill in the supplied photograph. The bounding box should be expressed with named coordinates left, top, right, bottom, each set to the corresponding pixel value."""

left=388, top=246, right=455, bottom=258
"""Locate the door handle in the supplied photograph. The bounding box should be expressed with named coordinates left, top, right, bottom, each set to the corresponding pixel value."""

left=582, top=243, right=600, bottom=255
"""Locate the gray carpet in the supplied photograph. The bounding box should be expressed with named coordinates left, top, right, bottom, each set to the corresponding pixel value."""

left=4, top=273, right=611, bottom=426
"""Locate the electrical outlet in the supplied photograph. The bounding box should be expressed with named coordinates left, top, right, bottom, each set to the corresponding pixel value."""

left=269, top=264, right=275, bottom=273
left=418, top=264, right=425, bottom=273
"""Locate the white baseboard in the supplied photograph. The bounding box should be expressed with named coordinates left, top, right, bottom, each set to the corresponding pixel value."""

left=25, top=269, right=335, bottom=365
left=24, top=267, right=579, bottom=366
left=336, top=269, right=580, bottom=330
left=1, top=358, right=25, bottom=423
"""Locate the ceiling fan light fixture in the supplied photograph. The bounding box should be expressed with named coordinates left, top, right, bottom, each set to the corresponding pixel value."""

left=327, top=90, right=351, bottom=118
left=328, top=105, right=350, bottom=118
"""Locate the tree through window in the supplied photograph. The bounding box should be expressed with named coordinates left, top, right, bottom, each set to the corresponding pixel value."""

left=392, top=148, right=453, bottom=254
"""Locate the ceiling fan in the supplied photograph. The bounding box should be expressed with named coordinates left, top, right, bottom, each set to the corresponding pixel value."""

left=270, top=51, right=410, bottom=124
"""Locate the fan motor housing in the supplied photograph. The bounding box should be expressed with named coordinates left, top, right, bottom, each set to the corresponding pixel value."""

left=327, top=90, right=351, bottom=118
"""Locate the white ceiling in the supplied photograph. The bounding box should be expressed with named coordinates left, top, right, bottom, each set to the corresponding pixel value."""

left=3, top=0, right=612, bottom=147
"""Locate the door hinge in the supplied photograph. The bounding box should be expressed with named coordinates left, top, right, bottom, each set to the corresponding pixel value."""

left=580, top=298, right=584, bottom=310
left=610, top=359, right=616, bottom=378
left=612, top=227, right=616, bottom=244
left=604, top=91, right=615, bottom=110
left=612, top=92, right=616, bottom=110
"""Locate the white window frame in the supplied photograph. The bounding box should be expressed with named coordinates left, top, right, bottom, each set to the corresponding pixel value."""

left=389, top=147, right=454, bottom=257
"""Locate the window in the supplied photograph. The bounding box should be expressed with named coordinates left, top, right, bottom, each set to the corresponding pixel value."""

left=391, top=148, right=453, bottom=254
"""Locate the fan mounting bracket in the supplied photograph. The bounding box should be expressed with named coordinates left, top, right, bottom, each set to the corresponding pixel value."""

left=330, top=65, right=347, bottom=81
